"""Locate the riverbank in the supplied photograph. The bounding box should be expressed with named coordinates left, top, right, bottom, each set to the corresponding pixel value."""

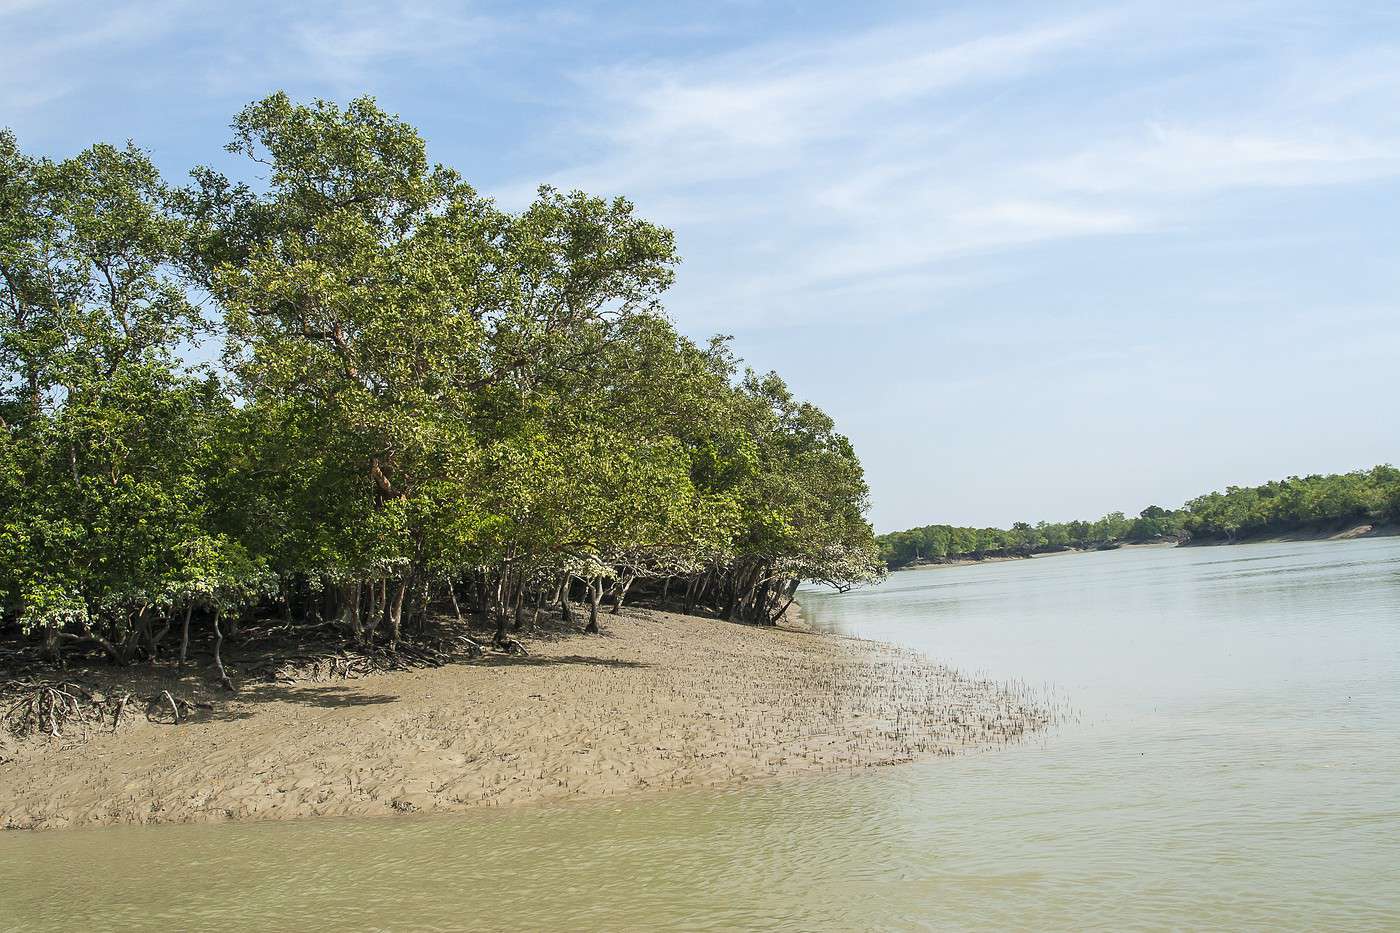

left=892, top=540, right=1177, bottom=571
left=890, top=525, right=1400, bottom=571
left=0, top=610, right=1046, bottom=832
left=1181, top=522, right=1399, bottom=546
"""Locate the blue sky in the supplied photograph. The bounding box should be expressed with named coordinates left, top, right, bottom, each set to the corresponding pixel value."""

left=5, top=0, right=1399, bottom=530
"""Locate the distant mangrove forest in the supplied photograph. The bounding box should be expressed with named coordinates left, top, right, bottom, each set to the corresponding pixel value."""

left=0, top=94, right=883, bottom=672
left=879, top=465, right=1400, bottom=569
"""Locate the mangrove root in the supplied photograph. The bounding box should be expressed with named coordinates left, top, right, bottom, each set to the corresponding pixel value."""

left=492, top=635, right=529, bottom=656
left=3, top=680, right=105, bottom=741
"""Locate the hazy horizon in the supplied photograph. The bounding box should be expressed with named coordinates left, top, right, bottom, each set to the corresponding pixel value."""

left=6, top=0, right=1398, bottom=532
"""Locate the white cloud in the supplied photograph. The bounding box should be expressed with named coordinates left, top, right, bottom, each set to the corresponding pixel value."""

left=568, top=11, right=1118, bottom=191
left=7, top=0, right=1400, bottom=336
left=0, top=0, right=188, bottom=111
left=0, top=1, right=498, bottom=116
left=504, top=3, right=1400, bottom=330
left=289, top=0, right=496, bottom=88
left=1039, top=123, right=1400, bottom=195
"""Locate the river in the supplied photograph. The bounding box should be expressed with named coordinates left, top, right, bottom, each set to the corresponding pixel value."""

left=4, top=537, right=1398, bottom=930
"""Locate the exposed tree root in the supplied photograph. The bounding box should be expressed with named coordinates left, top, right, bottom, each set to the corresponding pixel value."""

left=492, top=634, right=529, bottom=656
left=143, top=690, right=210, bottom=724
left=254, top=635, right=491, bottom=684
left=2, top=682, right=87, bottom=739
left=455, top=635, right=485, bottom=659
left=1, top=680, right=209, bottom=743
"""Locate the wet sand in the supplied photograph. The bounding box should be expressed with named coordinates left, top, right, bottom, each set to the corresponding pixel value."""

left=0, top=610, right=1046, bottom=831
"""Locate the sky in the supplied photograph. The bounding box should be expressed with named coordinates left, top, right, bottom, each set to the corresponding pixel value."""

left=4, top=0, right=1398, bottom=531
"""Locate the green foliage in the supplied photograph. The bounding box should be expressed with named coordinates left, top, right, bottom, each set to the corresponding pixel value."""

left=878, top=466, right=1400, bottom=568
left=0, top=93, right=883, bottom=660
left=0, top=363, right=253, bottom=656
left=1180, top=466, right=1400, bottom=542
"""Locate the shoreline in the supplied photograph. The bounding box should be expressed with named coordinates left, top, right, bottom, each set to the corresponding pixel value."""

left=890, top=524, right=1398, bottom=572
left=0, top=610, right=1046, bottom=832
left=891, top=540, right=1176, bottom=572
left=1179, top=522, right=1399, bottom=547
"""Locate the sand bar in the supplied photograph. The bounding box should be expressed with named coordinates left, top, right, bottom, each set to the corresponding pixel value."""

left=0, top=610, right=1045, bottom=831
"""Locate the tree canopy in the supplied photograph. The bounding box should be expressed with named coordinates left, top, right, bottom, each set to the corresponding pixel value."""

left=0, top=95, right=883, bottom=669
left=877, top=465, right=1400, bottom=569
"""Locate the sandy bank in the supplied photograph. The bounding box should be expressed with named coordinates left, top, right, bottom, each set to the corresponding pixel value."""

left=0, top=610, right=1045, bottom=831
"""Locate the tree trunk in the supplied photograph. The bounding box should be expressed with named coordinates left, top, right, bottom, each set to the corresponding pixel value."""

left=559, top=574, right=575, bottom=623
left=412, top=577, right=431, bottom=634
left=178, top=604, right=193, bottom=666
left=363, top=578, right=383, bottom=643
left=448, top=578, right=464, bottom=624
left=754, top=578, right=773, bottom=624
left=119, top=607, right=149, bottom=664
left=492, top=570, right=509, bottom=644
left=695, top=569, right=714, bottom=612
left=150, top=614, right=173, bottom=662
left=584, top=578, right=601, bottom=634
left=212, top=609, right=235, bottom=692
left=387, top=579, right=408, bottom=650
left=512, top=579, right=526, bottom=632
left=139, top=605, right=153, bottom=655
left=344, top=581, right=362, bottom=641
left=772, top=578, right=799, bottom=624
left=41, top=622, right=63, bottom=664
left=319, top=587, right=334, bottom=626
left=611, top=573, right=634, bottom=615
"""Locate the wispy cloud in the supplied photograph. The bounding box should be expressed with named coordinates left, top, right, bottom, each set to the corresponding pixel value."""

left=491, top=3, right=1400, bottom=329
left=287, top=0, right=496, bottom=89
left=7, top=0, right=1400, bottom=337
left=1039, top=123, right=1400, bottom=195
left=1, top=1, right=499, bottom=117
left=0, top=0, right=187, bottom=111
left=553, top=11, right=1118, bottom=192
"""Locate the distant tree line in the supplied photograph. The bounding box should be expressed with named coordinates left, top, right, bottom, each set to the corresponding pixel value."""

left=878, top=465, right=1400, bottom=569
left=0, top=94, right=883, bottom=670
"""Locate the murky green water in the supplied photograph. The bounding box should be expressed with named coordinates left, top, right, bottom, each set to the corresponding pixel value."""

left=4, top=538, right=1399, bottom=931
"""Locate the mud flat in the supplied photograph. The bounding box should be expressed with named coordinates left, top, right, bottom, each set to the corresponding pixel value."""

left=0, top=610, right=1046, bottom=831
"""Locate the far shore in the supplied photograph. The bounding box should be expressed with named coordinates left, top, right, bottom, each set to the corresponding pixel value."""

left=1179, top=522, right=1398, bottom=547
left=891, top=523, right=1398, bottom=572
left=892, top=540, right=1176, bottom=572
left=0, top=610, right=1046, bottom=832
